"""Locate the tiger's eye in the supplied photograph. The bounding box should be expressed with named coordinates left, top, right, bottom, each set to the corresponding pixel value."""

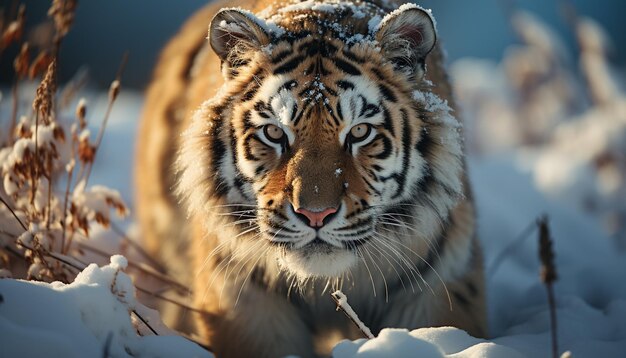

left=350, top=123, right=370, bottom=140
left=264, top=124, right=284, bottom=142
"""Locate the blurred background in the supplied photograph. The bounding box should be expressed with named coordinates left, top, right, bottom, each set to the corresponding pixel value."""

left=1, top=0, right=625, bottom=88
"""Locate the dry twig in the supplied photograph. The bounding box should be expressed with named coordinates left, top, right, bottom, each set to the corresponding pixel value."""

left=331, top=290, right=375, bottom=339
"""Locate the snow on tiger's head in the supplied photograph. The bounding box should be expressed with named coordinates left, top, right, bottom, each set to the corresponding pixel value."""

left=178, top=2, right=465, bottom=279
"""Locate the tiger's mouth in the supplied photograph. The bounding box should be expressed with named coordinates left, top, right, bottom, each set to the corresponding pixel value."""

left=277, top=240, right=360, bottom=278
left=260, top=206, right=373, bottom=278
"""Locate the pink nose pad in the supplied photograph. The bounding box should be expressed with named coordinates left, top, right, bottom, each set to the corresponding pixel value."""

left=295, top=207, right=337, bottom=227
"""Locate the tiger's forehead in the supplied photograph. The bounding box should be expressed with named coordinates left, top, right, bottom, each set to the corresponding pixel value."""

left=253, top=69, right=382, bottom=122
left=258, top=0, right=387, bottom=42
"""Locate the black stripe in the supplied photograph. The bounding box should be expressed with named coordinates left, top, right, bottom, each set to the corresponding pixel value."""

left=274, top=56, right=304, bottom=74
left=242, top=110, right=254, bottom=133
left=255, top=165, right=266, bottom=176
left=336, top=217, right=372, bottom=232
left=336, top=80, right=355, bottom=90
left=369, top=134, right=393, bottom=160
left=415, top=125, right=435, bottom=159
left=289, top=103, right=298, bottom=122
left=232, top=59, right=250, bottom=68
left=293, top=106, right=312, bottom=127
left=342, top=49, right=365, bottom=64
left=271, top=50, right=293, bottom=64
left=370, top=67, right=386, bottom=81
left=327, top=106, right=342, bottom=126
left=392, top=109, right=412, bottom=198
left=268, top=208, right=288, bottom=221
left=210, top=119, right=229, bottom=197
left=242, top=85, right=259, bottom=102
left=279, top=80, right=298, bottom=92
left=333, top=58, right=361, bottom=75
left=319, top=62, right=331, bottom=76
left=254, top=101, right=271, bottom=114
left=343, top=238, right=369, bottom=249
left=243, top=134, right=262, bottom=161
left=325, top=86, right=338, bottom=97
left=362, top=176, right=382, bottom=196
left=337, top=227, right=371, bottom=237
left=381, top=107, right=395, bottom=134
left=229, top=126, right=248, bottom=199
left=378, top=83, right=397, bottom=102
left=358, top=96, right=368, bottom=117
left=336, top=101, right=344, bottom=121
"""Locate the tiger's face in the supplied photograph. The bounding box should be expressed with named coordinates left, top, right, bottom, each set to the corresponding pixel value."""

left=180, top=4, right=464, bottom=279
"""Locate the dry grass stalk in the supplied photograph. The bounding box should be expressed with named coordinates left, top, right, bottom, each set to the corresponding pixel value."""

left=48, top=0, right=78, bottom=58
left=33, top=60, right=57, bottom=123
left=538, top=216, right=559, bottom=358
left=83, top=52, right=128, bottom=185
left=0, top=4, right=25, bottom=50
left=1, top=0, right=128, bottom=284
left=4, top=5, right=28, bottom=146
left=29, top=50, right=54, bottom=79
left=110, top=222, right=167, bottom=274
left=331, top=290, right=375, bottom=339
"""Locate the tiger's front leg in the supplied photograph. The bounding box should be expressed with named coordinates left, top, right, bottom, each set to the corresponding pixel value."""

left=380, top=256, right=488, bottom=339
left=192, top=231, right=316, bottom=358
left=194, top=285, right=317, bottom=358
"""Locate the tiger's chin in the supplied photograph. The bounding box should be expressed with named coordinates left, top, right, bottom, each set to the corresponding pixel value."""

left=278, top=242, right=358, bottom=279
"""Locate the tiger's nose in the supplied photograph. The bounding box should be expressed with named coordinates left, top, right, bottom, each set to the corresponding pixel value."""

left=295, top=207, right=337, bottom=228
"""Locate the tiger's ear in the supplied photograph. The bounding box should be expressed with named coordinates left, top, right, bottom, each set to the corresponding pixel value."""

left=209, top=8, right=271, bottom=63
left=374, top=5, right=437, bottom=79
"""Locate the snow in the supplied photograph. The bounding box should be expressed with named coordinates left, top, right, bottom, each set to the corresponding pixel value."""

left=0, top=256, right=211, bottom=358
left=223, top=7, right=286, bottom=37
left=413, top=90, right=452, bottom=113
left=372, top=3, right=436, bottom=34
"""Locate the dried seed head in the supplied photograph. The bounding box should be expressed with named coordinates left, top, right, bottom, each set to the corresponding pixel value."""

left=78, top=134, right=95, bottom=164
left=538, top=216, right=557, bottom=284
left=29, top=50, right=54, bottom=79
left=95, top=212, right=110, bottom=227
left=52, top=123, right=66, bottom=142
left=1, top=5, right=26, bottom=49
left=16, top=116, right=32, bottom=138
left=33, top=60, right=57, bottom=122
left=76, top=98, right=87, bottom=129
left=13, top=42, right=30, bottom=78
left=48, top=0, right=78, bottom=38
left=109, top=80, right=120, bottom=102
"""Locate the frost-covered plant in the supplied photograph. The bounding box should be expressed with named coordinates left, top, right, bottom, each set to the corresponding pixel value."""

left=0, top=1, right=127, bottom=283
left=452, top=10, right=626, bottom=244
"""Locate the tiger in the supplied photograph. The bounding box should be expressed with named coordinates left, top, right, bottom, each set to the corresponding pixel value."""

left=135, top=0, right=487, bottom=356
